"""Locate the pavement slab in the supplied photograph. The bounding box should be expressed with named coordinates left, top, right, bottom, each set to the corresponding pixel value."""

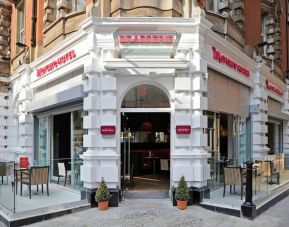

left=21, top=196, right=289, bottom=227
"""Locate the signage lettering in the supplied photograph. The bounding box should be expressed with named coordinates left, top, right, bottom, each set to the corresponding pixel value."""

left=37, top=50, right=76, bottom=78
left=101, top=126, right=116, bottom=135
left=176, top=125, right=191, bottom=135
left=119, top=34, right=174, bottom=44
left=212, top=47, right=250, bottom=77
left=266, top=80, right=284, bottom=96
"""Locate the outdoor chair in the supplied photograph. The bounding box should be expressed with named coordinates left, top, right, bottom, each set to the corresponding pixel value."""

left=262, top=161, right=280, bottom=184
left=57, top=162, right=71, bottom=186
left=13, top=163, right=30, bottom=194
left=253, top=162, right=263, bottom=194
left=223, top=167, right=246, bottom=200
left=20, top=166, right=50, bottom=199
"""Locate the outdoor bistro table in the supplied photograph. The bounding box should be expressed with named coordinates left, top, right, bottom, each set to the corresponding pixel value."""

left=14, top=165, right=45, bottom=195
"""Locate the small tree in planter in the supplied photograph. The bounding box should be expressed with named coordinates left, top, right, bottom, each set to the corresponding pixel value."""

left=95, top=177, right=111, bottom=210
left=174, top=175, right=190, bottom=210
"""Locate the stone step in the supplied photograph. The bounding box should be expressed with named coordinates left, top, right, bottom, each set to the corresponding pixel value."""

left=123, top=190, right=169, bottom=199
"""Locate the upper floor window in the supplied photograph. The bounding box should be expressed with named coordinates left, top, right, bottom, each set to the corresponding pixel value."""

left=205, top=0, right=230, bottom=14
left=16, top=0, right=25, bottom=51
left=261, top=11, right=269, bottom=56
left=206, top=0, right=218, bottom=12
left=71, top=0, right=86, bottom=12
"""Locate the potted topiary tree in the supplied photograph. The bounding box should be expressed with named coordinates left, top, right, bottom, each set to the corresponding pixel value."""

left=174, top=175, right=190, bottom=210
left=95, top=177, right=111, bottom=210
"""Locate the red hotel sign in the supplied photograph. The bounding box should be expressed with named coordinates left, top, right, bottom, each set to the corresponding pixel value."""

left=266, top=80, right=284, bottom=96
left=101, top=126, right=116, bottom=135
left=37, top=50, right=76, bottom=78
left=176, top=125, right=191, bottom=135
left=119, top=34, right=174, bottom=44
left=212, top=47, right=250, bottom=77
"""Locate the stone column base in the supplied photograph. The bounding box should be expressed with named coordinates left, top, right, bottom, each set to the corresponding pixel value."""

left=171, top=186, right=210, bottom=206
left=81, top=187, right=120, bottom=207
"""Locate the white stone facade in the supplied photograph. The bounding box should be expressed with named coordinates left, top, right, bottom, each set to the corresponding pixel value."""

left=2, top=14, right=289, bottom=204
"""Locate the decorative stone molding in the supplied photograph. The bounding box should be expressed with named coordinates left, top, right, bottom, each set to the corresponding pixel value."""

left=0, top=2, right=11, bottom=62
left=231, top=0, right=244, bottom=29
left=218, top=0, right=231, bottom=16
left=110, top=0, right=183, bottom=17
left=43, top=0, right=57, bottom=27
left=56, top=0, right=71, bottom=18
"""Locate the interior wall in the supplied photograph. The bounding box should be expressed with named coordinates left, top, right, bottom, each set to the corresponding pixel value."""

left=53, top=112, right=71, bottom=175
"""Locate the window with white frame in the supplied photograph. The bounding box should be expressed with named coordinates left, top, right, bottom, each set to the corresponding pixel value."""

left=16, top=0, right=25, bottom=51
left=261, top=11, right=270, bottom=57
left=71, top=0, right=86, bottom=12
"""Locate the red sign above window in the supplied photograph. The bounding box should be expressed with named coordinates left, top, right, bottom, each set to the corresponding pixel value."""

left=36, top=50, right=76, bottom=78
left=119, top=34, right=174, bottom=44
left=212, top=47, right=250, bottom=77
left=101, top=126, right=116, bottom=135
left=266, top=80, right=284, bottom=96
left=176, top=125, right=191, bottom=134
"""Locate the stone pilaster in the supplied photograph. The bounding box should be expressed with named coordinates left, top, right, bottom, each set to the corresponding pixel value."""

left=172, top=40, right=210, bottom=189
left=282, top=88, right=289, bottom=155
left=0, top=92, right=9, bottom=157
left=17, top=66, right=33, bottom=162
left=81, top=48, right=119, bottom=206
left=251, top=60, right=269, bottom=160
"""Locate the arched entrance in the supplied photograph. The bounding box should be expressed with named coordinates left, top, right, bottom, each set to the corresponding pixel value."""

left=120, top=84, right=171, bottom=197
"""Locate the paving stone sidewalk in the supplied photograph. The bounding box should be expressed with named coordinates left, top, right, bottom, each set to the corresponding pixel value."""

left=24, top=196, right=289, bottom=227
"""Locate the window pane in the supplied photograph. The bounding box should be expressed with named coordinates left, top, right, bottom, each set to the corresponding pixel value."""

left=72, top=0, right=86, bottom=12
left=121, top=85, right=170, bottom=108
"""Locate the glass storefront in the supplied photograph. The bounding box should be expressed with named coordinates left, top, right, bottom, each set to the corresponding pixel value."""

left=71, top=110, right=86, bottom=189
left=35, top=116, right=50, bottom=166
left=34, top=108, right=85, bottom=190
left=202, top=112, right=289, bottom=209
left=206, top=111, right=250, bottom=191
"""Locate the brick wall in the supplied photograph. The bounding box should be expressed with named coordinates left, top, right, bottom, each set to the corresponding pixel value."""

left=243, top=0, right=261, bottom=46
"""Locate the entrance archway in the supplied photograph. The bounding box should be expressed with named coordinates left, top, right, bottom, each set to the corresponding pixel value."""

left=120, top=84, right=171, bottom=197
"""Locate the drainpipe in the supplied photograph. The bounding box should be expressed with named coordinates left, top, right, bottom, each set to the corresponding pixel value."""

left=31, top=0, right=37, bottom=48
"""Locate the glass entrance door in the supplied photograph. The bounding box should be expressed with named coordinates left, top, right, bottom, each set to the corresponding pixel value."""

left=71, top=110, right=85, bottom=189
left=35, top=116, right=50, bottom=166
left=121, top=127, right=132, bottom=198
left=207, top=112, right=221, bottom=189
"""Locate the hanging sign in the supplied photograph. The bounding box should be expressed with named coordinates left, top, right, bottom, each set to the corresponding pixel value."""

left=119, top=34, right=174, bottom=44
left=101, top=126, right=116, bottom=135
left=212, top=47, right=250, bottom=77
left=176, top=125, right=191, bottom=134
left=266, top=80, right=284, bottom=96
